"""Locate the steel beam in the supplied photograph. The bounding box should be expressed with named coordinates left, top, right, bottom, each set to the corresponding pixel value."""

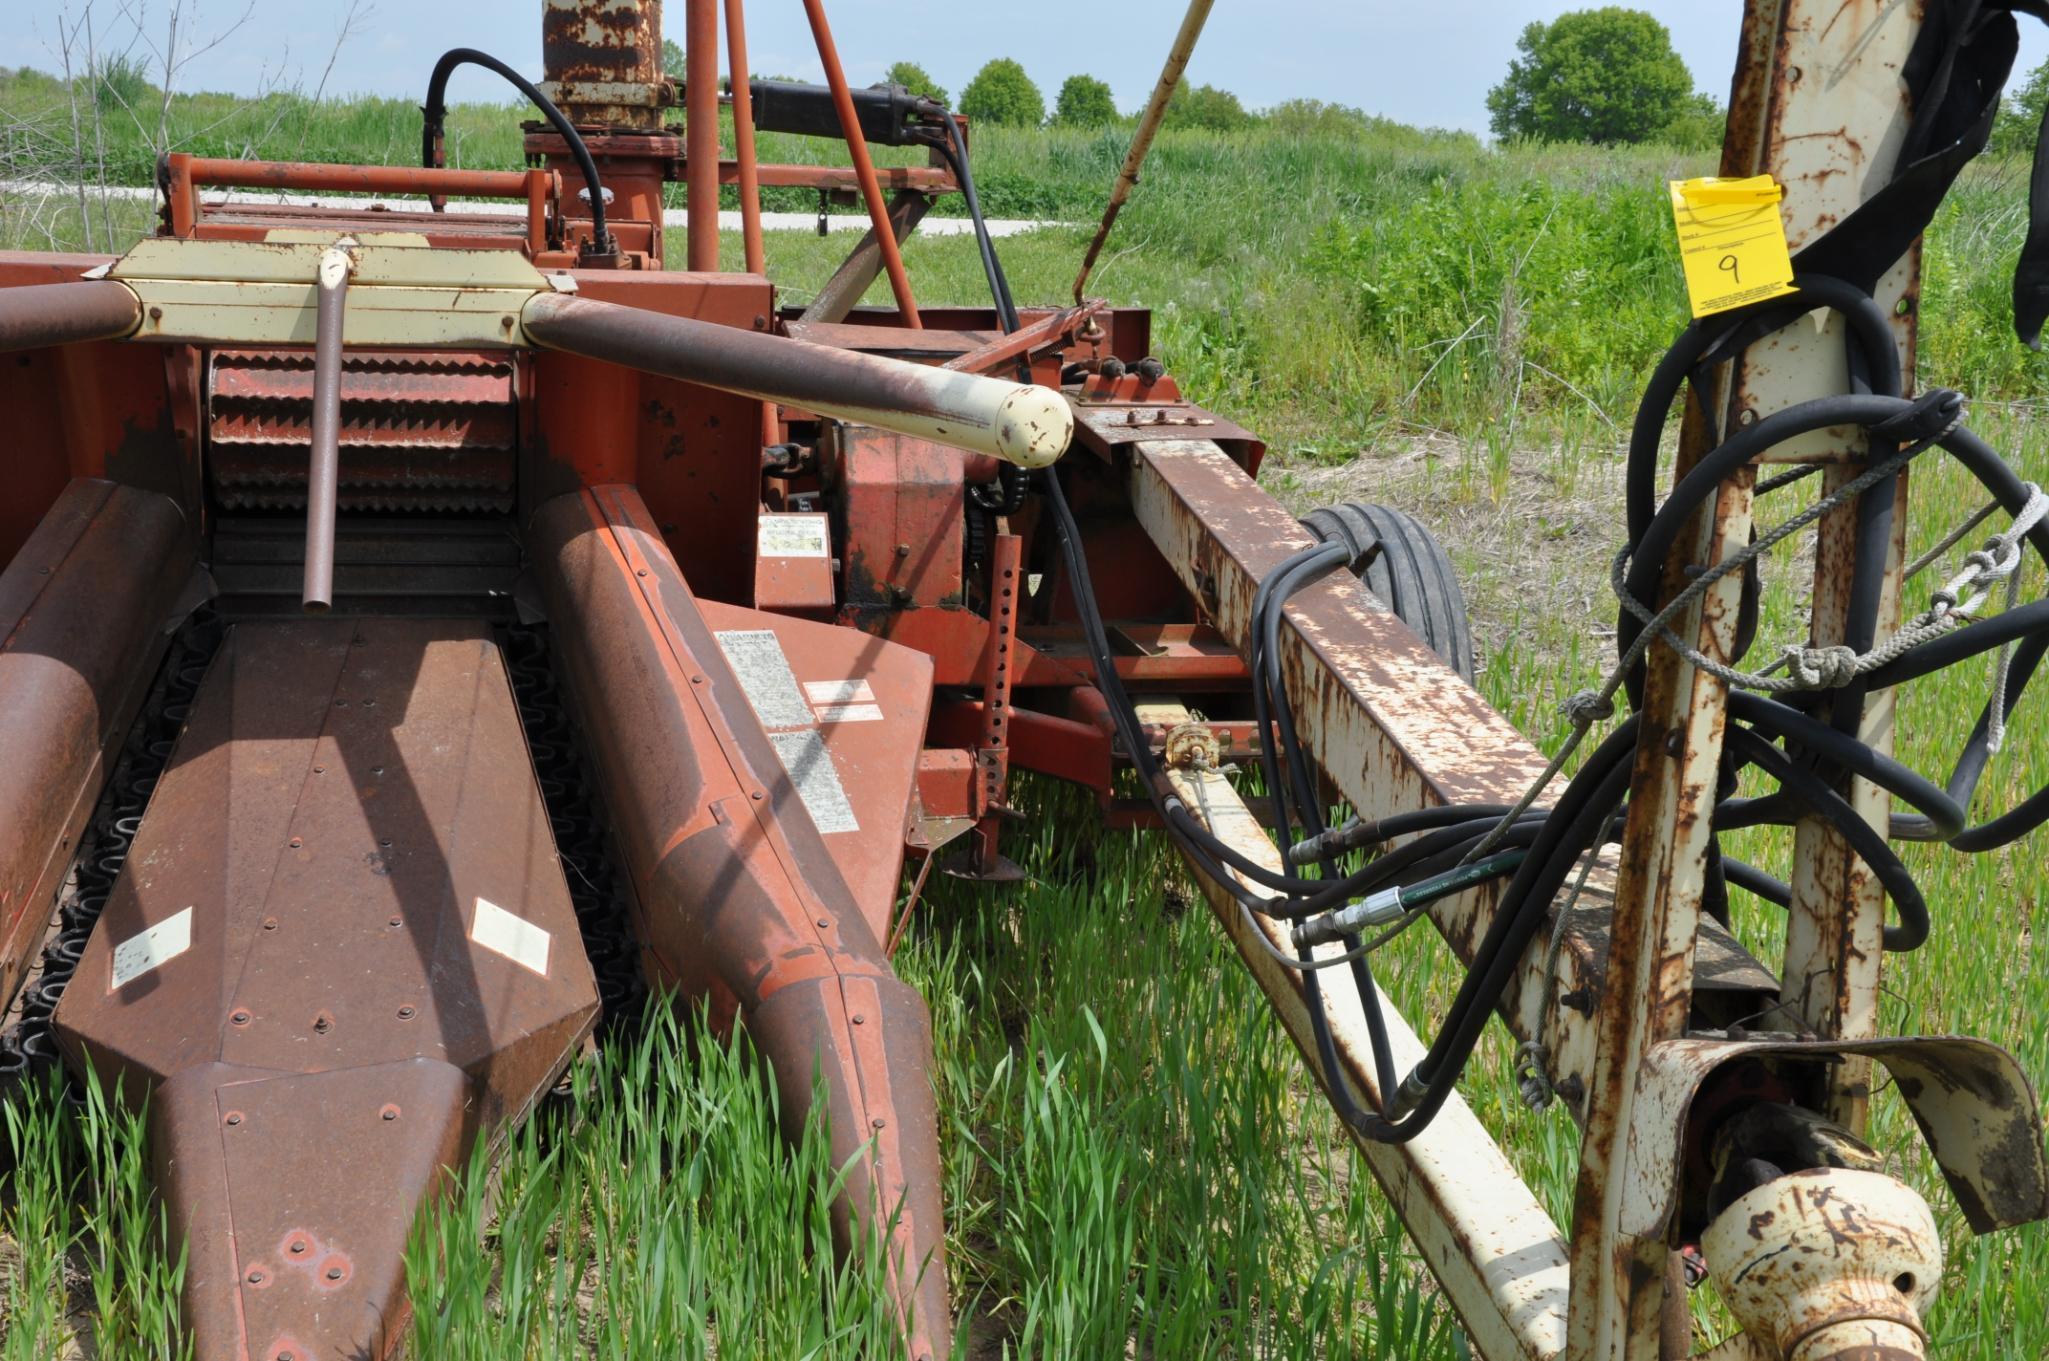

left=1721, top=0, right=1922, bottom=1135
left=1124, top=438, right=1779, bottom=1099
left=1564, top=4, right=1929, bottom=1355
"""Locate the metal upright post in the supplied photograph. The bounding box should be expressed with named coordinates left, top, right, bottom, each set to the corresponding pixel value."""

left=1563, top=2, right=1925, bottom=1354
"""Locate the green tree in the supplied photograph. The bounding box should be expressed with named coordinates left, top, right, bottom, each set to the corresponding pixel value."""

left=1162, top=82, right=1251, bottom=133
left=1994, top=57, right=2049, bottom=156
left=661, top=38, right=684, bottom=79
left=960, top=58, right=1043, bottom=127
left=1054, top=73, right=1117, bottom=127
left=1659, top=91, right=1725, bottom=151
left=885, top=60, right=948, bottom=107
left=1486, top=8, right=1696, bottom=145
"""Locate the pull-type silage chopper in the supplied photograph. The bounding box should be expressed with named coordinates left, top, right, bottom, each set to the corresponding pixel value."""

left=0, top=0, right=2046, bottom=1356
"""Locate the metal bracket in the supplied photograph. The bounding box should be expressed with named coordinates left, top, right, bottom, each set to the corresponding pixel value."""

left=1627, top=1034, right=2049, bottom=1241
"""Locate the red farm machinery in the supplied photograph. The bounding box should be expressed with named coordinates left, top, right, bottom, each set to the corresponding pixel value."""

left=0, top=0, right=2045, bottom=1357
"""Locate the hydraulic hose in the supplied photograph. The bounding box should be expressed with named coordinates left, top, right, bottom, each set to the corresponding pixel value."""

left=422, top=47, right=613, bottom=255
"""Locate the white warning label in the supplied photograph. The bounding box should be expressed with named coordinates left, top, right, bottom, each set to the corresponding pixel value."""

left=768, top=728, right=860, bottom=833
left=111, top=906, right=193, bottom=990
left=803, top=679, right=875, bottom=707
left=471, top=896, right=552, bottom=976
left=813, top=703, right=884, bottom=724
left=716, top=629, right=814, bottom=730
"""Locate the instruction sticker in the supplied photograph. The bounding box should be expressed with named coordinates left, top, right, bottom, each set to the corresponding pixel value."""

left=471, top=896, right=551, bottom=976
left=716, top=629, right=815, bottom=730
left=111, top=907, right=193, bottom=990
left=814, top=702, right=884, bottom=724
left=1668, top=175, right=1798, bottom=318
left=804, top=679, right=874, bottom=706
left=758, top=514, right=830, bottom=559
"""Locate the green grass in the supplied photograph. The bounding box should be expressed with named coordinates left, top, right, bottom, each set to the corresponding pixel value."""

left=2, top=77, right=2049, bottom=1357
left=0, top=1069, right=187, bottom=1361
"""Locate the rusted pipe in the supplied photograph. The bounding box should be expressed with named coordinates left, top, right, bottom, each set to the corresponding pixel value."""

left=520, top=292, right=1069, bottom=466
left=540, top=0, right=665, bottom=130
left=172, top=154, right=544, bottom=200
left=0, top=279, right=141, bottom=353
left=1072, top=0, right=1214, bottom=303
left=303, top=240, right=356, bottom=612
left=724, top=0, right=765, bottom=274
left=798, top=0, right=921, bottom=326
left=685, top=0, right=721, bottom=271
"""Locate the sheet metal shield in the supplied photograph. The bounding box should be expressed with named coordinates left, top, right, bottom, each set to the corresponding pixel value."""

left=54, top=617, right=599, bottom=1359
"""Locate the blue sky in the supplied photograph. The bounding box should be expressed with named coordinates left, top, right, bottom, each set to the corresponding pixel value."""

left=4, top=2, right=2048, bottom=136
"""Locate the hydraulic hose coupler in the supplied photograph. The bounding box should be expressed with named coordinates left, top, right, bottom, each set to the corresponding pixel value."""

left=1291, top=885, right=1405, bottom=950
left=1288, top=817, right=1368, bottom=866
left=1383, top=1069, right=1431, bottom=1122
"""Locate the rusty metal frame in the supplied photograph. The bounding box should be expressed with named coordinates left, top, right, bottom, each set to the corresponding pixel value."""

left=1123, top=5, right=2046, bottom=1361
left=1568, top=5, right=1929, bottom=1355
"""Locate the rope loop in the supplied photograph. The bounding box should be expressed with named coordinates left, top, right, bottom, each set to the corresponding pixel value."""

left=1561, top=689, right=1616, bottom=727
left=1514, top=1040, right=1555, bottom=1111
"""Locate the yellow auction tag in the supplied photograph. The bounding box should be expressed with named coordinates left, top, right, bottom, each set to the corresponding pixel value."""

left=1668, top=174, right=1798, bottom=318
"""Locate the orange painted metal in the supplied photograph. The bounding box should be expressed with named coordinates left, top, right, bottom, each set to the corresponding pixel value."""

left=531, top=485, right=949, bottom=1357
left=0, top=481, right=192, bottom=1016
left=527, top=269, right=772, bottom=599
left=523, top=127, right=676, bottom=267
left=968, top=532, right=1022, bottom=870
left=685, top=0, right=722, bottom=271
left=753, top=513, right=838, bottom=614
left=740, top=160, right=954, bottom=192
left=724, top=0, right=767, bottom=274
left=164, top=154, right=556, bottom=256
left=0, top=258, right=186, bottom=560
left=798, top=0, right=921, bottom=326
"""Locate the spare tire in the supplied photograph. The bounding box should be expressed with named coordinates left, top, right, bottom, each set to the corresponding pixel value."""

left=1300, top=502, right=1475, bottom=682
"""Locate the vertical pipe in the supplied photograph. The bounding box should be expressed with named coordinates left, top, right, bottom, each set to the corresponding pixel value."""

left=724, top=0, right=765, bottom=274
left=303, top=241, right=355, bottom=613
left=685, top=0, right=721, bottom=271
left=798, top=0, right=921, bottom=326
left=1072, top=0, right=1214, bottom=303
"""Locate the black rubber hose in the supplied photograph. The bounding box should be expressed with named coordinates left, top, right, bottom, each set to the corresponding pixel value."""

left=1725, top=726, right=1929, bottom=950
left=939, top=113, right=1020, bottom=335
left=1619, top=393, right=1928, bottom=681
left=1626, top=276, right=1903, bottom=545
left=1378, top=732, right=1638, bottom=1142
left=422, top=48, right=612, bottom=253
left=1245, top=538, right=1408, bottom=1103
left=1727, top=691, right=1966, bottom=841
left=1720, top=855, right=1792, bottom=908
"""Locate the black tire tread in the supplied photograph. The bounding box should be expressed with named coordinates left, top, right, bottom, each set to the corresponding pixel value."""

left=1302, top=502, right=1475, bottom=682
